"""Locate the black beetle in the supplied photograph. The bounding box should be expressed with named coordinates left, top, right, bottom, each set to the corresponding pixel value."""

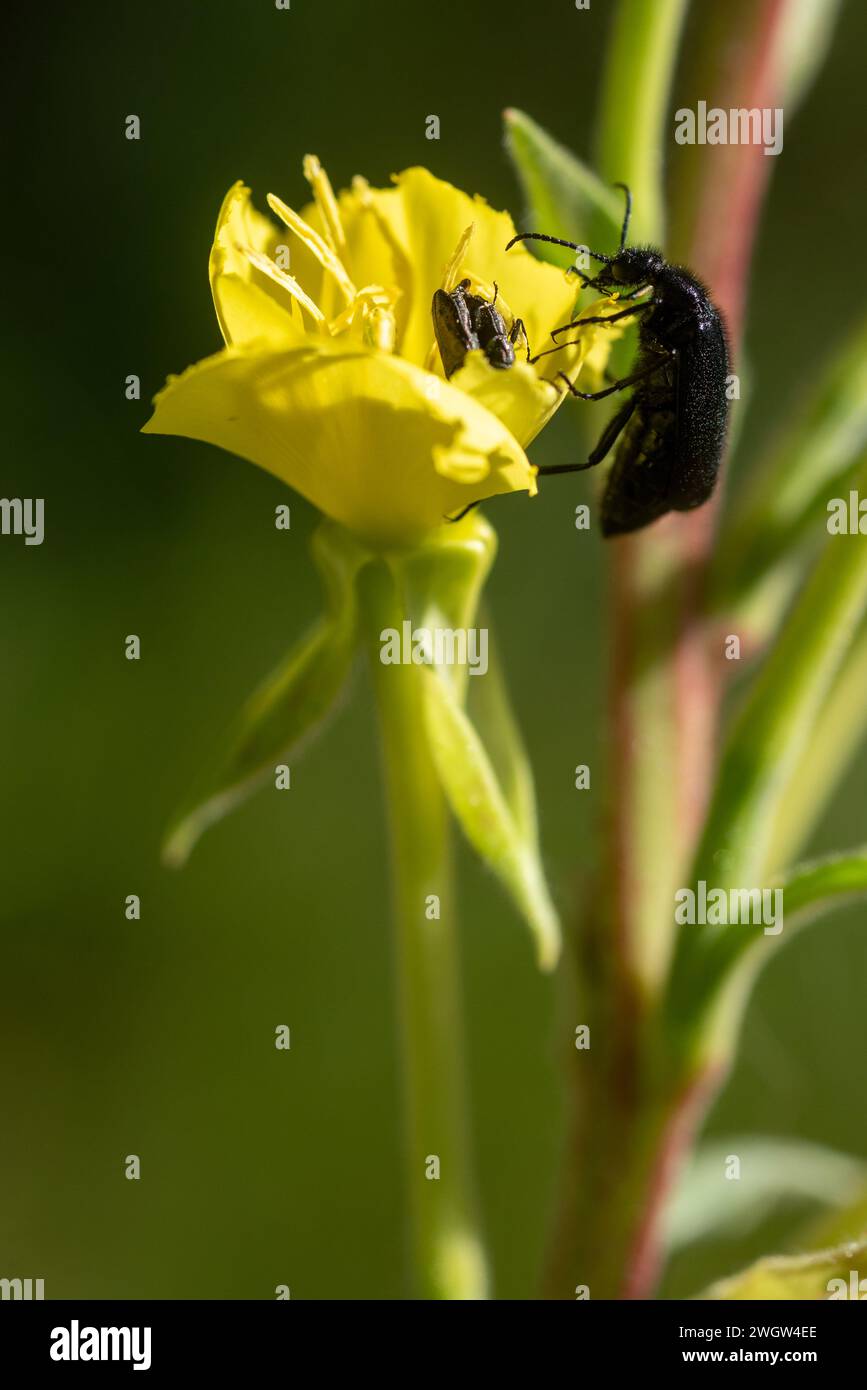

left=506, top=184, right=730, bottom=536
left=432, top=278, right=529, bottom=378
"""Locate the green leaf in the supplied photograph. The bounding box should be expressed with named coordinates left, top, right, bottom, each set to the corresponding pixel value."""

left=767, top=621, right=867, bottom=869
left=776, top=847, right=867, bottom=927
left=667, top=455, right=867, bottom=1050
left=716, top=312, right=867, bottom=625
left=778, top=0, right=846, bottom=114
left=468, top=611, right=538, bottom=850
left=699, top=1238, right=867, bottom=1300
left=801, top=1186, right=867, bottom=1252
left=163, top=521, right=368, bottom=867
left=503, top=108, right=623, bottom=264
left=422, top=666, right=560, bottom=971
left=665, top=1138, right=865, bottom=1252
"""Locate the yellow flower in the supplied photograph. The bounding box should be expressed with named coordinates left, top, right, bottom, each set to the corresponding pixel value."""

left=143, top=158, right=615, bottom=548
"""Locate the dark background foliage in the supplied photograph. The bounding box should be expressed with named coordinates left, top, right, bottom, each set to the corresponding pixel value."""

left=3, top=0, right=866, bottom=1297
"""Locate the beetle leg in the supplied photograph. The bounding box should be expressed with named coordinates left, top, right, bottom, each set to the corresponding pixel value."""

left=553, top=357, right=667, bottom=401
left=444, top=498, right=483, bottom=524
left=547, top=298, right=657, bottom=344
left=536, top=398, right=637, bottom=475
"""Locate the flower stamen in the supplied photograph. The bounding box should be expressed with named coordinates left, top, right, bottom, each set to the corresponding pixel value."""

left=266, top=192, right=356, bottom=305
left=425, top=225, right=479, bottom=372
left=241, top=246, right=327, bottom=328
left=329, top=286, right=399, bottom=353
left=303, top=154, right=346, bottom=256
left=442, top=224, right=475, bottom=292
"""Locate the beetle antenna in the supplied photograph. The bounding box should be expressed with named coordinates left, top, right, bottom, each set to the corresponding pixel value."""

left=505, top=231, right=614, bottom=265
left=612, top=182, right=632, bottom=252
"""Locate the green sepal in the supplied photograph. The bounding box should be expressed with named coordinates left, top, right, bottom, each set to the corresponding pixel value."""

left=163, top=520, right=369, bottom=866
left=423, top=664, right=560, bottom=971
left=387, top=513, right=561, bottom=970
left=502, top=108, right=623, bottom=266
left=468, top=610, right=539, bottom=851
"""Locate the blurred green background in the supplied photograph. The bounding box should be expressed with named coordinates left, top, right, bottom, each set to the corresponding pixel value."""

left=3, top=0, right=867, bottom=1299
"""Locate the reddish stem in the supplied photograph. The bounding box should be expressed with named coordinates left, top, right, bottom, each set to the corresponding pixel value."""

left=547, top=0, right=795, bottom=1301
left=615, top=0, right=791, bottom=1298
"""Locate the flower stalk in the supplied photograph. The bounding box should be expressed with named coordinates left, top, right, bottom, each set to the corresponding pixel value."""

left=361, top=559, right=489, bottom=1299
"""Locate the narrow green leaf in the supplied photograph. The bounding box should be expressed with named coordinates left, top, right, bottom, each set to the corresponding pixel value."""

left=423, top=667, right=560, bottom=971
left=503, top=108, right=622, bottom=265
left=768, top=621, right=867, bottom=872
left=778, top=0, right=846, bottom=114
left=665, top=1138, right=865, bottom=1252
left=163, top=521, right=368, bottom=866
left=468, top=612, right=539, bottom=850
left=667, top=455, right=867, bottom=1046
left=699, top=1238, right=867, bottom=1300
left=776, top=847, right=867, bottom=927
left=716, top=312, right=867, bottom=622
left=801, top=1187, right=867, bottom=1253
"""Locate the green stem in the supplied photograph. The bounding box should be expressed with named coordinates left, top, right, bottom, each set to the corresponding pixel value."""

left=595, top=0, right=689, bottom=243
left=361, top=560, right=488, bottom=1300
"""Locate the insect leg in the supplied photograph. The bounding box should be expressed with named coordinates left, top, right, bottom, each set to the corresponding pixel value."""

left=612, top=182, right=632, bottom=252
left=444, top=499, right=483, bottom=524
left=547, top=299, right=656, bottom=344
left=536, top=398, right=636, bottom=475
left=509, top=316, right=531, bottom=361
left=554, top=359, right=664, bottom=400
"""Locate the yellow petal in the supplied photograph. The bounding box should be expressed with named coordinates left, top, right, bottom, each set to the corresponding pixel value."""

left=209, top=182, right=307, bottom=348
left=444, top=309, right=616, bottom=449
left=143, top=344, right=535, bottom=549
left=359, top=167, right=581, bottom=370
